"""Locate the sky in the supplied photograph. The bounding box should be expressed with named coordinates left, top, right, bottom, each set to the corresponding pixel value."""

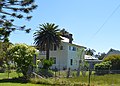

left=9, top=0, right=120, bottom=53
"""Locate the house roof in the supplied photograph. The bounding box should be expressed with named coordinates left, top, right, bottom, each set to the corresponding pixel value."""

left=85, top=55, right=102, bottom=62
left=85, top=55, right=98, bottom=60
left=61, top=36, right=86, bottom=48
left=104, top=48, right=120, bottom=58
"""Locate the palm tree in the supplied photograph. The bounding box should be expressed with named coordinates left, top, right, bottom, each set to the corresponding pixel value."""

left=34, top=23, right=62, bottom=60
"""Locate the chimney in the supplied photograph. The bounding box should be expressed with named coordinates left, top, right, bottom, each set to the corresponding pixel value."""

left=69, top=34, right=73, bottom=43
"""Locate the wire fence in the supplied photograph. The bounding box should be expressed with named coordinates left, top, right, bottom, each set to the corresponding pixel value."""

left=52, top=69, right=120, bottom=85
left=53, top=69, right=120, bottom=77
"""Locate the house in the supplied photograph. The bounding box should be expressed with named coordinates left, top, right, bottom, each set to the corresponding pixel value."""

left=84, top=55, right=102, bottom=69
left=104, top=48, right=120, bottom=58
left=38, top=35, right=86, bottom=70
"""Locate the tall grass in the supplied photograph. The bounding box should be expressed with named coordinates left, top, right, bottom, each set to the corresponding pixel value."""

left=67, top=74, right=120, bottom=86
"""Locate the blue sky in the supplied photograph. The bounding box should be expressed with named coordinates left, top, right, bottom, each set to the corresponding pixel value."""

left=9, top=0, right=120, bottom=53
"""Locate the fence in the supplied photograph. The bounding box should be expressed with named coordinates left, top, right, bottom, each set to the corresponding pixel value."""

left=52, top=69, right=120, bottom=85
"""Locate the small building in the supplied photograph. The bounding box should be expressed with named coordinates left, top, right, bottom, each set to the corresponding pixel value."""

left=104, top=48, right=120, bottom=58
left=38, top=36, right=86, bottom=70
left=85, top=55, right=102, bottom=69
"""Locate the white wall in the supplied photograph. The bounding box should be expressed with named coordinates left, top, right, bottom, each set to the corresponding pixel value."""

left=38, top=42, right=85, bottom=70
left=67, top=44, right=85, bottom=70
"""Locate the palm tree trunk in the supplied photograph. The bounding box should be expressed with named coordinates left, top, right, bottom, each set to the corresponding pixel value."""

left=46, top=42, right=50, bottom=60
left=46, top=48, right=49, bottom=60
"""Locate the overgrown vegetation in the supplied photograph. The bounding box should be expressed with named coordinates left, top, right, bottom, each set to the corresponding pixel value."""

left=103, top=54, right=120, bottom=70
left=94, top=61, right=111, bottom=75
left=7, top=44, right=37, bottom=78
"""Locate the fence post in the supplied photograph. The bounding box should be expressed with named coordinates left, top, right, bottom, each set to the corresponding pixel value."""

left=67, top=67, right=70, bottom=78
left=88, top=69, right=92, bottom=86
left=55, top=66, right=57, bottom=81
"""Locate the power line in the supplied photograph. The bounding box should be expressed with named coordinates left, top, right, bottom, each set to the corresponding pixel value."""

left=86, top=3, right=120, bottom=44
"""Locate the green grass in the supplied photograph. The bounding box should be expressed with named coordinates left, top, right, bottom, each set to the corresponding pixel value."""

left=1, top=71, right=120, bottom=86
left=0, top=83, right=44, bottom=86
left=0, top=72, right=45, bottom=86
left=66, top=74, right=120, bottom=86
left=0, top=71, right=22, bottom=79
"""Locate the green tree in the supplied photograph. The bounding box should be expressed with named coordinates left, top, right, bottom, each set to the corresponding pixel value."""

left=0, top=41, right=11, bottom=67
left=86, top=48, right=96, bottom=56
left=34, top=23, right=62, bottom=60
left=103, top=54, right=120, bottom=70
left=98, top=52, right=106, bottom=60
left=0, top=42, right=5, bottom=68
left=0, top=0, right=37, bottom=41
left=7, top=43, right=36, bottom=78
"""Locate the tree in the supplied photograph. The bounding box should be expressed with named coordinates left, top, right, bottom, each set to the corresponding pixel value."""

left=0, top=42, right=5, bottom=68
left=103, top=54, right=120, bottom=70
left=98, top=52, right=106, bottom=60
left=34, top=23, right=62, bottom=60
left=0, top=41, right=11, bottom=67
left=86, top=48, right=96, bottom=56
left=0, top=0, right=37, bottom=41
left=7, top=43, right=36, bottom=78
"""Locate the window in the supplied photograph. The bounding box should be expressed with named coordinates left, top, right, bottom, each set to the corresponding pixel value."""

left=54, top=44, right=57, bottom=51
left=50, top=44, right=57, bottom=51
left=60, top=46, right=63, bottom=50
left=70, top=59, right=73, bottom=65
left=69, top=46, right=76, bottom=51
left=72, top=47, right=76, bottom=51
left=50, top=44, right=53, bottom=51
left=69, top=46, right=71, bottom=50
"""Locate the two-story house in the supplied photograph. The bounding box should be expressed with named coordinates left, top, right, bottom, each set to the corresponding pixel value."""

left=38, top=35, right=86, bottom=70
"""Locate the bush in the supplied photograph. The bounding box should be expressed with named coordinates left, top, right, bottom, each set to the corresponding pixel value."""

left=30, top=78, right=52, bottom=85
left=42, top=59, right=53, bottom=69
left=94, top=61, right=111, bottom=75
left=103, top=54, right=120, bottom=74
left=103, top=54, right=120, bottom=70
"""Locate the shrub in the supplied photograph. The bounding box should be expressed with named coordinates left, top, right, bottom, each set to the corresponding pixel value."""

left=7, top=44, right=37, bottom=78
left=94, top=61, right=111, bottom=75
left=103, top=54, right=120, bottom=70
left=41, top=59, right=53, bottom=69
left=30, top=78, right=52, bottom=85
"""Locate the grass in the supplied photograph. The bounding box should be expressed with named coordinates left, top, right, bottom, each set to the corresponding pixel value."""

left=0, top=72, right=45, bottom=86
left=0, top=71, right=22, bottom=79
left=0, top=71, right=120, bottom=86
left=67, top=74, right=120, bottom=86
left=0, top=83, right=42, bottom=86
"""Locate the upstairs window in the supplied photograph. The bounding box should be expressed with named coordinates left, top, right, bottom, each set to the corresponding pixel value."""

left=60, top=46, right=63, bottom=50
left=72, top=47, right=76, bottom=51
left=54, top=44, right=57, bottom=51
left=69, top=46, right=76, bottom=51
left=50, top=44, right=57, bottom=51
left=69, top=46, right=71, bottom=50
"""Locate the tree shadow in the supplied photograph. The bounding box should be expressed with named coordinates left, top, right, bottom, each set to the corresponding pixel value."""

left=0, top=77, right=29, bottom=83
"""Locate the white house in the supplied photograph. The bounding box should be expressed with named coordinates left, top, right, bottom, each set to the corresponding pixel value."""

left=38, top=37, right=86, bottom=70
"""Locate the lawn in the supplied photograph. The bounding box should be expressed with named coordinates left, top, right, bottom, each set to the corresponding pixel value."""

left=0, top=71, right=120, bottom=86
left=0, top=83, right=42, bottom=86
left=0, top=72, right=41, bottom=86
